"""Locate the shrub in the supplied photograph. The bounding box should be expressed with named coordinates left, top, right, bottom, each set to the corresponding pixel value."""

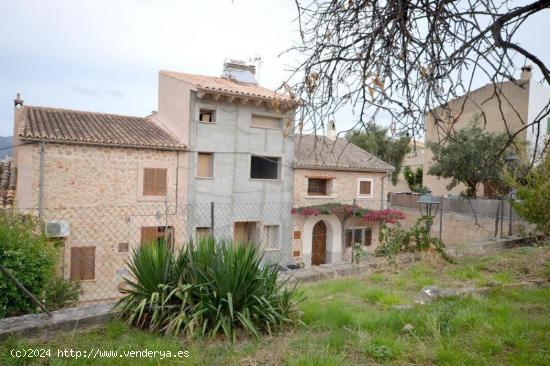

left=116, top=238, right=302, bottom=340
left=0, top=212, right=56, bottom=318
left=374, top=218, right=453, bottom=262
left=44, top=277, right=81, bottom=311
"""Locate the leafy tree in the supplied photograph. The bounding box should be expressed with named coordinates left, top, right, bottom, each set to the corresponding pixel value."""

left=427, top=123, right=508, bottom=197
left=347, top=123, right=410, bottom=185
left=507, top=153, right=550, bottom=236
left=403, top=166, right=426, bottom=193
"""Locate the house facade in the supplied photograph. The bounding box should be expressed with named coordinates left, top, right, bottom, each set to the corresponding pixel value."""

left=12, top=101, right=188, bottom=301
left=11, top=61, right=297, bottom=301
left=424, top=66, right=550, bottom=196
left=291, top=125, right=395, bottom=267
left=152, top=62, right=297, bottom=264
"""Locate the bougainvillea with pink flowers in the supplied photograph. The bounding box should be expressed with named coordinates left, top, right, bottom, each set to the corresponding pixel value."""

left=362, top=209, right=406, bottom=224
left=291, top=204, right=405, bottom=224
left=291, top=203, right=369, bottom=218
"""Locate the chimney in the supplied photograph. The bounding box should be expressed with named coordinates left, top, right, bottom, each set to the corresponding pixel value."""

left=223, top=59, right=258, bottom=84
left=14, top=93, right=24, bottom=109
left=520, top=65, right=532, bottom=81
left=327, top=120, right=337, bottom=140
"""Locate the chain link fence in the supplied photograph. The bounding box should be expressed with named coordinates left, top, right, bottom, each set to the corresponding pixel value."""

left=388, top=192, right=531, bottom=247
left=1, top=199, right=393, bottom=315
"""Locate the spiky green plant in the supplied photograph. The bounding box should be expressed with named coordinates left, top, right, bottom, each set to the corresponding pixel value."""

left=115, top=238, right=302, bottom=340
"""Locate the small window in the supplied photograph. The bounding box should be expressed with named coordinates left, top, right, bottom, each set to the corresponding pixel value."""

left=70, top=247, right=95, bottom=281
left=251, top=115, right=281, bottom=129
left=293, top=230, right=301, bottom=239
left=264, top=225, right=280, bottom=249
left=358, top=179, right=372, bottom=196
left=250, top=155, right=280, bottom=180
left=141, top=226, right=174, bottom=250
left=143, top=168, right=167, bottom=196
left=196, top=227, right=211, bottom=240
left=345, top=229, right=370, bottom=247
left=199, top=108, right=215, bottom=123
left=308, top=178, right=330, bottom=196
left=364, top=229, right=372, bottom=246
left=197, top=153, right=213, bottom=178
left=234, top=222, right=258, bottom=245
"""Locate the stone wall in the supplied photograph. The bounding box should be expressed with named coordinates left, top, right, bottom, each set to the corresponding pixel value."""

left=395, top=207, right=529, bottom=248
left=293, top=168, right=387, bottom=209
left=15, top=142, right=188, bottom=303
left=19, top=143, right=186, bottom=209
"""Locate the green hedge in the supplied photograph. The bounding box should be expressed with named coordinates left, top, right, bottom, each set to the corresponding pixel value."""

left=0, top=212, right=56, bottom=318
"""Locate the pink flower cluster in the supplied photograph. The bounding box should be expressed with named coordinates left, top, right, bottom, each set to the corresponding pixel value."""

left=291, top=207, right=322, bottom=216
left=362, top=209, right=406, bottom=224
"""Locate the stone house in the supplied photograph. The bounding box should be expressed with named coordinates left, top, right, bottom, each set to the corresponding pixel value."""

left=291, top=123, right=395, bottom=267
left=11, top=61, right=297, bottom=301
left=424, top=66, right=550, bottom=197
left=12, top=99, right=188, bottom=301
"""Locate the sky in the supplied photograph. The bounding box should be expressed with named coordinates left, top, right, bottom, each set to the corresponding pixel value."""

left=0, top=0, right=299, bottom=137
left=0, top=0, right=549, bottom=138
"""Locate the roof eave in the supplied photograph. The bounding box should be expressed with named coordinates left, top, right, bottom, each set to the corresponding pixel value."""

left=294, top=163, right=395, bottom=173
left=18, top=136, right=188, bottom=152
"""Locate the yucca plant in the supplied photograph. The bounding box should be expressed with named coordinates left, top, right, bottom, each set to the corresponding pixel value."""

left=115, top=238, right=302, bottom=340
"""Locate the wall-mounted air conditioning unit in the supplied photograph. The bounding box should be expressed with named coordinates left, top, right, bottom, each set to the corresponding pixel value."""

left=46, top=221, right=70, bottom=237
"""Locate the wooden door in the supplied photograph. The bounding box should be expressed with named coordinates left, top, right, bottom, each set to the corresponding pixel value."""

left=311, top=221, right=327, bottom=265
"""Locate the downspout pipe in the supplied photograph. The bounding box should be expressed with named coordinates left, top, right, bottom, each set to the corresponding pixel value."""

left=38, top=142, right=45, bottom=218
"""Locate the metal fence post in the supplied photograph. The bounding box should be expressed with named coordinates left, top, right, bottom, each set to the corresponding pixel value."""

left=210, top=201, right=215, bottom=237
left=351, top=198, right=356, bottom=264
left=439, top=196, right=443, bottom=240
left=508, top=201, right=513, bottom=237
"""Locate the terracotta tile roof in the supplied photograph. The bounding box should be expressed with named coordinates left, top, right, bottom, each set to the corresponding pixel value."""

left=294, top=135, right=395, bottom=172
left=18, top=106, right=186, bottom=150
left=0, top=158, right=16, bottom=208
left=160, top=70, right=295, bottom=102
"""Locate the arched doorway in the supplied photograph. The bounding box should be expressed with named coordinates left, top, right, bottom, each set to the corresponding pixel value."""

left=311, top=221, right=327, bottom=265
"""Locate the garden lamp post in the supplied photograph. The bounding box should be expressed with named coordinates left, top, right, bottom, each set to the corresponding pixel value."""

left=417, top=192, right=441, bottom=233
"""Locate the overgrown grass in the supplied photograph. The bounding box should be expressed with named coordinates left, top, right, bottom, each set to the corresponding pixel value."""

left=1, top=246, right=549, bottom=365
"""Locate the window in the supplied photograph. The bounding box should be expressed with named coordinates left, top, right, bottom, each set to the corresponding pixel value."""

left=141, top=226, right=174, bottom=249
left=357, top=178, right=373, bottom=196
left=196, top=227, right=211, bottom=240
left=264, top=225, right=280, bottom=249
left=293, top=230, right=301, bottom=239
left=250, top=155, right=280, bottom=179
left=197, top=153, right=213, bottom=178
left=234, top=222, right=258, bottom=245
left=345, top=228, right=372, bottom=247
left=143, top=168, right=167, bottom=196
left=308, top=178, right=330, bottom=196
left=251, top=115, right=281, bottom=129
left=70, top=247, right=95, bottom=281
left=364, top=229, right=372, bottom=246
left=199, top=108, right=215, bottom=123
